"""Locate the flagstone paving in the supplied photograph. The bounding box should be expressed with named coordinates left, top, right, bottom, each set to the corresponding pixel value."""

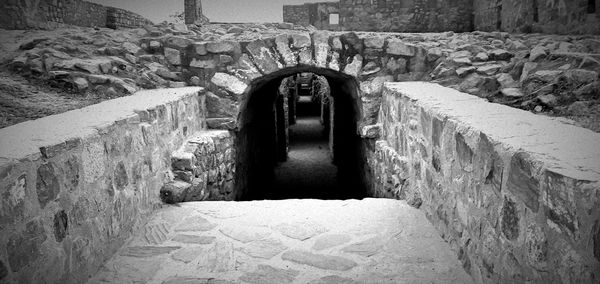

left=88, top=199, right=473, bottom=284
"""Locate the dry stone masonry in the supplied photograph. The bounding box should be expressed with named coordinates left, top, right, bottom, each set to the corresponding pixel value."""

left=371, top=82, right=600, bottom=283
left=284, top=0, right=600, bottom=34
left=0, top=88, right=207, bottom=283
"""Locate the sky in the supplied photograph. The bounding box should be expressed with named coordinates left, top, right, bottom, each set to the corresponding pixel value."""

left=89, top=0, right=331, bottom=23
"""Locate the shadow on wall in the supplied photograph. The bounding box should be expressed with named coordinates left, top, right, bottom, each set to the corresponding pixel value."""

left=234, top=67, right=371, bottom=201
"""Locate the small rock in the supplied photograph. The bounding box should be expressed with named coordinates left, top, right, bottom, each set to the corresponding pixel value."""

left=497, top=73, right=518, bottom=88
left=534, top=105, right=543, bottom=112
left=534, top=70, right=563, bottom=82
left=278, top=22, right=294, bottom=29
left=489, top=49, right=513, bottom=61
left=501, top=87, right=524, bottom=98
left=520, top=62, right=537, bottom=82
left=227, top=26, right=243, bottom=34
left=456, top=66, right=476, bottom=77
left=529, top=46, right=547, bottom=61
left=73, top=77, right=88, bottom=91
left=169, top=81, right=186, bottom=88
left=477, top=64, right=502, bottom=76
left=452, top=57, right=472, bottom=66
left=87, top=75, right=110, bottom=84
left=537, top=94, right=558, bottom=107
left=189, top=76, right=202, bottom=86
left=155, top=68, right=179, bottom=80
left=474, top=52, right=489, bottom=62
left=122, top=42, right=141, bottom=54
left=566, top=69, right=598, bottom=85
left=164, top=47, right=181, bottom=65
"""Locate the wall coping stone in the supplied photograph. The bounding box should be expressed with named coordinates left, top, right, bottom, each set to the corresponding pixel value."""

left=384, top=82, right=600, bottom=182
left=0, top=87, right=204, bottom=160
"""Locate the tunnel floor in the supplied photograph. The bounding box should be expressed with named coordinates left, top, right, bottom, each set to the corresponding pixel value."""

left=88, top=199, right=473, bottom=284
left=268, top=114, right=341, bottom=200
left=266, top=98, right=352, bottom=200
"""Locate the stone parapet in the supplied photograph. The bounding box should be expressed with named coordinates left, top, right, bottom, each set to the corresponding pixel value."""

left=0, top=87, right=206, bottom=283
left=371, top=82, right=600, bottom=283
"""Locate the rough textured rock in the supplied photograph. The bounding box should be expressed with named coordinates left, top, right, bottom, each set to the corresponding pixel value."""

left=282, top=250, right=358, bottom=271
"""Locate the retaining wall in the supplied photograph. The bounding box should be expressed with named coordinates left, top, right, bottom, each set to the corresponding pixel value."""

left=371, top=82, right=600, bottom=283
left=0, top=87, right=206, bottom=283
left=0, top=0, right=152, bottom=30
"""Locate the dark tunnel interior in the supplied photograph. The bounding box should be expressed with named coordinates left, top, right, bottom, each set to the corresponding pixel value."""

left=234, top=68, right=370, bottom=200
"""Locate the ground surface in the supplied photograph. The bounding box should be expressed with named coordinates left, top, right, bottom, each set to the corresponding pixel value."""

left=88, top=199, right=473, bottom=284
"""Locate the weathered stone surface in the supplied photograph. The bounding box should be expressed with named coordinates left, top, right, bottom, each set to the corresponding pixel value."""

left=275, top=34, right=296, bottom=67
left=343, top=54, right=363, bottom=77
left=175, top=215, right=217, bottom=232
left=245, top=39, right=281, bottom=74
left=0, top=260, right=7, bottom=281
left=239, top=264, right=299, bottom=284
left=282, top=250, right=357, bottom=271
left=312, top=234, right=352, bottom=250
left=7, top=219, right=47, bottom=272
left=53, top=210, right=68, bottom=242
left=239, top=238, right=288, bottom=259
left=219, top=225, right=271, bottom=243
left=386, top=40, right=416, bottom=56
left=507, top=153, right=539, bottom=212
left=206, top=92, right=239, bottom=118
left=341, top=236, right=384, bottom=257
left=164, top=47, right=181, bottom=65
left=143, top=223, right=170, bottom=244
left=36, top=163, right=60, bottom=209
left=113, top=161, right=128, bottom=191
left=313, top=31, right=330, bottom=68
left=308, top=275, right=358, bottom=284
left=206, top=41, right=237, bottom=53
left=163, top=277, right=234, bottom=284
left=291, top=33, right=311, bottom=49
left=120, top=246, right=181, bottom=258
left=274, top=222, right=327, bottom=240
left=211, top=72, right=248, bottom=96
left=172, top=234, right=216, bottom=244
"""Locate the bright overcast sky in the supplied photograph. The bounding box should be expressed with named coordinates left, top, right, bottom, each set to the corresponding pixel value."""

left=89, top=0, right=331, bottom=23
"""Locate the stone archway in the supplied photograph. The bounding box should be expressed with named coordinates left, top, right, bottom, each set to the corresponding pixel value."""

left=230, top=66, right=368, bottom=200
left=185, top=30, right=425, bottom=136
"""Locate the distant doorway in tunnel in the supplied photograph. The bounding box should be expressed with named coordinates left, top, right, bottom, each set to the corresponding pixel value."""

left=235, top=69, right=369, bottom=201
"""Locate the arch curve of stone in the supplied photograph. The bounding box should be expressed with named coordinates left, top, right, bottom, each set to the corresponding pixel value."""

left=199, top=31, right=404, bottom=134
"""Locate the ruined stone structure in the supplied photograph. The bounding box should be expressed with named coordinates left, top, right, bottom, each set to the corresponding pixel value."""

left=474, top=0, right=600, bottom=34
left=1, top=26, right=599, bottom=282
left=184, top=0, right=210, bottom=25
left=284, top=0, right=600, bottom=34
left=0, top=0, right=152, bottom=30
left=283, top=2, right=341, bottom=31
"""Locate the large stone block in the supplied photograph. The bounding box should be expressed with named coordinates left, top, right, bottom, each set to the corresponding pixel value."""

left=506, top=153, right=540, bottom=212
left=386, top=40, right=416, bottom=57
left=245, top=39, right=281, bottom=74
left=36, top=163, right=60, bottom=209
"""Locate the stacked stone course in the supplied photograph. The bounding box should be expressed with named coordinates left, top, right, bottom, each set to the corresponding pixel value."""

left=0, top=0, right=152, bottom=30
left=0, top=87, right=207, bottom=283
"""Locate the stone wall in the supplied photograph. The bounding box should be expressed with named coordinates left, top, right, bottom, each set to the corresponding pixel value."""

left=0, top=0, right=152, bottom=30
left=106, top=7, right=153, bottom=29
left=340, top=0, right=473, bottom=32
left=0, top=87, right=207, bottom=283
left=371, top=82, right=600, bottom=283
left=283, top=4, right=311, bottom=26
left=474, top=0, right=600, bottom=34
left=161, top=130, right=236, bottom=203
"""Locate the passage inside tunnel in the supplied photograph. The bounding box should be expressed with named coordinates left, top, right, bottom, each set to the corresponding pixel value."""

left=235, top=69, right=370, bottom=200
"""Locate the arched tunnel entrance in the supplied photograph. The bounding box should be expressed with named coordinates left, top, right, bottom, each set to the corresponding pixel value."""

left=235, top=68, right=370, bottom=200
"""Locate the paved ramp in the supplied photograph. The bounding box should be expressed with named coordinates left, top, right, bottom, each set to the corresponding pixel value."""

left=89, top=199, right=473, bottom=284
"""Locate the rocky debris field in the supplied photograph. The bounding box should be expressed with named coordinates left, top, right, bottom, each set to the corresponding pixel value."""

left=1, top=22, right=599, bottom=131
